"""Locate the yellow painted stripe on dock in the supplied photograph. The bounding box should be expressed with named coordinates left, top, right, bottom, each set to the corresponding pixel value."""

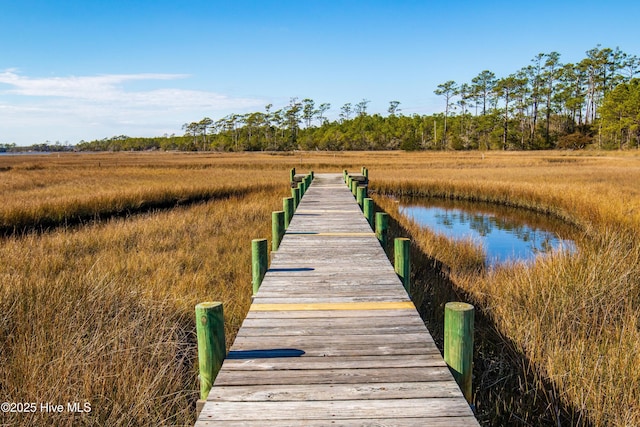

left=250, top=301, right=415, bottom=311
left=296, top=209, right=357, bottom=214
left=286, top=232, right=376, bottom=236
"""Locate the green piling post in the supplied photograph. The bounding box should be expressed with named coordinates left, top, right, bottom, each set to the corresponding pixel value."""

left=364, top=167, right=369, bottom=179
left=343, top=169, right=348, bottom=182
left=444, top=302, right=475, bottom=403
left=296, top=184, right=302, bottom=206
left=289, top=167, right=295, bottom=183
left=375, top=212, right=388, bottom=248
left=283, top=197, right=294, bottom=229
left=251, top=238, right=268, bottom=295
left=394, top=238, right=411, bottom=293
left=195, top=302, right=226, bottom=401
left=363, top=198, right=374, bottom=227
left=310, top=170, right=314, bottom=180
left=291, top=187, right=300, bottom=211
left=272, top=211, right=285, bottom=251
left=357, top=185, right=366, bottom=208
left=351, top=179, right=358, bottom=196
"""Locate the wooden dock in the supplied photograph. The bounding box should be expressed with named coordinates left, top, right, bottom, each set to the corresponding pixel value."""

left=195, top=173, right=479, bottom=426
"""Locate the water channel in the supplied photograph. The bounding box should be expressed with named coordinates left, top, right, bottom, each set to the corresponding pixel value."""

left=399, top=198, right=577, bottom=267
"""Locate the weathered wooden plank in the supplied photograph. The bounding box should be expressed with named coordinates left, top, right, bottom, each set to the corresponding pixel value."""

left=195, top=417, right=479, bottom=427
left=220, top=354, right=447, bottom=370
left=243, top=308, right=426, bottom=319
left=207, top=381, right=464, bottom=402
left=199, top=398, right=474, bottom=420
left=238, top=315, right=426, bottom=329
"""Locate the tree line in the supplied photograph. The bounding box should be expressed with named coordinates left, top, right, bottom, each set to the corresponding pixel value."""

left=13, top=44, right=635, bottom=153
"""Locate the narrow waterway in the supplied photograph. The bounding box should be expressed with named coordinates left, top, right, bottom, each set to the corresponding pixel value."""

left=399, top=197, right=577, bottom=267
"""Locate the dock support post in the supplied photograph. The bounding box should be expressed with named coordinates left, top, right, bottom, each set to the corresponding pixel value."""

left=363, top=198, right=374, bottom=227
left=195, top=302, right=225, bottom=405
left=363, top=167, right=369, bottom=179
left=283, top=197, right=294, bottom=229
left=394, top=238, right=411, bottom=293
left=343, top=169, right=348, bottom=182
left=289, top=167, right=295, bottom=183
left=251, top=238, right=268, bottom=294
left=272, top=211, right=285, bottom=251
left=444, top=302, right=474, bottom=404
left=357, top=185, right=367, bottom=208
left=375, top=212, right=388, bottom=248
left=295, top=185, right=302, bottom=208
left=351, top=179, right=357, bottom=196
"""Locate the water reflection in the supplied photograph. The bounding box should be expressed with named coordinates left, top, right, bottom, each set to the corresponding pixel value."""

left=399, top=198, right=577, bottom=267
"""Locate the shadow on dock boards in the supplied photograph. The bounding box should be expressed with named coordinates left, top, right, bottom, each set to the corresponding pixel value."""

left=227, top=349, right=306, bottom=359
left=377, top=200, right=591, bottom=427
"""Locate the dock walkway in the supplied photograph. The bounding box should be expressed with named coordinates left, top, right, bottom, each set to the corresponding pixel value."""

left=195, top=173, right=479, bottom=426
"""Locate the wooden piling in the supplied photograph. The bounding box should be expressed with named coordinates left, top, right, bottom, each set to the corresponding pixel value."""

left=272, top=211, right=285, bottom=251
left=444, top=302, right=475, bottom=404
left=295, top=185, right=302, bottom=208
left=357, top=185, right=366, bottom=208
left=283, top=197, right=294, bottom=229
left=394, top=238, right=411, bottom=293
left=251, top=238, right=268, bottom=294
left=363, top=198, right=374, bottom=227
left=375, top=212, right=388, bottom=247
left=351, top=179, right=358, bottom=196
left=289, top=167, right=295, bottom=183
left=195, top=302, right=225, bottom=402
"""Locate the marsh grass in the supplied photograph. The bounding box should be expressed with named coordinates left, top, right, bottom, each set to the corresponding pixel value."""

left=0, top=156, right=288, bottom=425
left=370, top=151, right=640, bottom=426
left=2, top=150, right=640, bottom=425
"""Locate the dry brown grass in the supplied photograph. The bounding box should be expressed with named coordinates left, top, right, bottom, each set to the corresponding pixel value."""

left=367, top=150, right=640, bottom=426
left=2, top=150, right=640, bottom=425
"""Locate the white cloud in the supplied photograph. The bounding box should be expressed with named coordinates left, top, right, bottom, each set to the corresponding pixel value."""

left=0, top=70, right=265, bottom=144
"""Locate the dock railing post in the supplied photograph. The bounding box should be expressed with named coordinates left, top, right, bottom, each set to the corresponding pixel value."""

left=295, top=185, right=302, bottom=208
left=357, top=185, right=367, bottom=208
left=195, top=302, right=225, bottom=407
left=283, top=197, right=294, bottom=229
left=363, top=198, right=374, bottom=227
left=444, top=302, right=474, bottom=404
left=375, top=212, right=388, bottom=248
left=394, top=238, right=410, bottom=293
left=272, top=211, right=285, bottom=251
left=289, top=167, right=295, bottom=183
left=251, top=238, right=268, bottom=294
left=300, top=179, right=306, bottom=196
left=343, top=169, right=348, bottom=182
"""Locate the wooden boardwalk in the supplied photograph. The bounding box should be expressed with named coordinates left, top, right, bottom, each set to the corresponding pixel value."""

left=195, top=173, right=479, bottom=426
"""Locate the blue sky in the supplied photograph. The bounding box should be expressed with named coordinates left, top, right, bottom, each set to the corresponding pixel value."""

left=1, top=0, right=639, bottom=145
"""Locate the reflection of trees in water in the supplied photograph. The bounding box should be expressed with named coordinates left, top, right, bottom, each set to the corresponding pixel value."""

left=400, top=197, right=577, bottom=264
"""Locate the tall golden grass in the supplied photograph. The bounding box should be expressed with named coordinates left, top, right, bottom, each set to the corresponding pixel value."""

left=1, top=150, right=639, bottom=425
left=370, top=151, right=640, bottom=426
